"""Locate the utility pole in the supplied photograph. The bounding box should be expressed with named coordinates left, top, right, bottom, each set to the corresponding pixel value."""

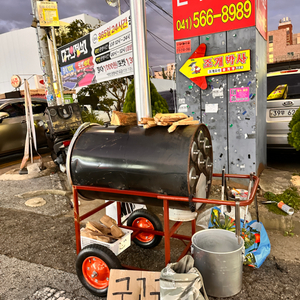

left=31, top=0, right=57, bottom=106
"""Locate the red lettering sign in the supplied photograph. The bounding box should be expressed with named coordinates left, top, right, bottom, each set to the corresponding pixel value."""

left=172, top=0, right=256, bottom=40
left=176, top=40, right=191, bottom=54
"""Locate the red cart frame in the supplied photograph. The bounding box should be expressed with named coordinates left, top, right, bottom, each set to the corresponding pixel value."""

left=72, top=173, right=259, bottom=267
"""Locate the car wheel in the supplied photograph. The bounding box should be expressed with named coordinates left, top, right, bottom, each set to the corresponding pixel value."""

left=76, top=244, right=122, bottom=297
left=127, top=209, right=163, bottom=249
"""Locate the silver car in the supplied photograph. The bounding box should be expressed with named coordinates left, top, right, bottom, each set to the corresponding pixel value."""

left=267, top=70, right=300, bottom=148
left=0, top=97, right=48, bottom=156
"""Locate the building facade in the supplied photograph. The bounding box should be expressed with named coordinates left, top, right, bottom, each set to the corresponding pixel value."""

left=268, top=17, right=300, bottom=63
left=153, top=63, right=176, bottom=80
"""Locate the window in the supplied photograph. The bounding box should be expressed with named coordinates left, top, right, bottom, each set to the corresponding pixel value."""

left=269, top=54, right=273, bottom=59
left=269, top=58, right=274, bottom=63
left=269, top=35, right=273, bottom=43
left=269, top=47, right=273, bottom=53
left=1, top=103, right=25, bottom=117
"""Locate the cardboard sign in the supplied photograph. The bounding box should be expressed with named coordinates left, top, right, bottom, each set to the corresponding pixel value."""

left=107, top=270, right=160, bottom=300
left=172, top=0, right=255, bottom=40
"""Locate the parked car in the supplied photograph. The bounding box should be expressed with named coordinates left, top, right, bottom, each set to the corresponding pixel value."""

left=267, top=69, right=300, bottom=148
left=158, top=89, right=177, bottom=113
left=0, top=97, right=48, bottom=156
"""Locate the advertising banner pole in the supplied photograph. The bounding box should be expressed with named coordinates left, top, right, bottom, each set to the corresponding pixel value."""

left=129, top=0, right=152, bottom=121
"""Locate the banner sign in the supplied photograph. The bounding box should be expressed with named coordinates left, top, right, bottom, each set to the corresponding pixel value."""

left=37, top=1, right=60, bottom=27
left=58, top=35, right=92, bottom=67
left=172, top=0, right=256, bottom=40
left=91, top=10, right=133, bottom=83
left=58, top=11, right=133, bottom=90
left=180, top=49, right=251, bottom=79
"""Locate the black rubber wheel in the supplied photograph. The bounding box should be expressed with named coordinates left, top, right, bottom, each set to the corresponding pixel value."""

left=127, top=209, right=163, bottom=249
left=76, top=244, right=122, bottom=297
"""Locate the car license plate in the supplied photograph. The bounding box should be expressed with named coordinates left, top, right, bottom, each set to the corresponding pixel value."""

left=269, top=108, right=297, bottom=118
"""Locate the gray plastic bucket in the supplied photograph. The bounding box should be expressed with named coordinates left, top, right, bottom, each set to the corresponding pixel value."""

left=192, top=229, right=244, bottom=297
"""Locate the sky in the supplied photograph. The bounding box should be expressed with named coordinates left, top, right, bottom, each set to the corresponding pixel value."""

left=0, top=1, right=299, bottom=72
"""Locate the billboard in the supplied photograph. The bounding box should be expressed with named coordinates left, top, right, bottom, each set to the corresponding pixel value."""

left=58, top=11, right=133, bottom=90
left=172, top=0, right=268, bottom=40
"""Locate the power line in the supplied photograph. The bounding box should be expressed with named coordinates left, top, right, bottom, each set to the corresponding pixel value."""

left=148, top=0, right=173, bottom=18
left=122, top=0, right=174, bottom=54
left=146, top=1, right=173, bottom=24
left=147, top=30, right=174, bottom=54
left=147, top=29, right=174, bottom=50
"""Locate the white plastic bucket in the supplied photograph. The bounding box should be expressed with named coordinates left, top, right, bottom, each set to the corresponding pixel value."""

left=192, top=229, right=244, bottom=297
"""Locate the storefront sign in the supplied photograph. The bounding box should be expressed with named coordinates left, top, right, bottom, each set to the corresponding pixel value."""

left=11, top=75, right=22, bottom=88
left=172, top=0, right=255, bottom=40
left=37, top=1, right=59, bottom=27
left=58, top=11, right=133, bottom=90
left=180, top=43, right=251, bottom=89
left=180, top=48, right=251, bottom=78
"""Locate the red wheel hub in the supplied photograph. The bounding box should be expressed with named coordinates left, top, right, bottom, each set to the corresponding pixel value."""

left=132, top=217, right=155, bottom=242
left=82, top=256, right=110, bottom=289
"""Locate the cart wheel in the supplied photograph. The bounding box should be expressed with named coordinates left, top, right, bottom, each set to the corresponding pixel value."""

left=127, top=209, right=163, bottom=249
left=76, top=244, right=122, bottom=297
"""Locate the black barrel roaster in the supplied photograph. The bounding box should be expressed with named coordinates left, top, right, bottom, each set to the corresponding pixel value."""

left=66, top=123, right=213, bottom=210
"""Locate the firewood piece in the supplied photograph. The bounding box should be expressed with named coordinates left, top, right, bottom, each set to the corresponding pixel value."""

left=168, top=123, right=178, bottom=133
left=140, top=117, right=154, bottom=124
left=155, top=113, right=188, bottom=123
left=100, top=215, right=124, bottom=238
left=143, top=123, right=157, bottom=129
left=86, top=221, right=111, bottom=235
left=157, top=121, right=173, bottom=126
left=178, top=116, right=193, bottom=122
left=147, top=120, right=157, bottom=126
left=168, top=120, right=199, bottom=133
left=176, top=120, right=199, bottom=125
left=81, top=228, right=112, bottom=243
left=111, top=111, right=137, bottom=126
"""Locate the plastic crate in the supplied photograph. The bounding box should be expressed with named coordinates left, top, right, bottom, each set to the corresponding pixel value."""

left=80, top=228, right=132, bottom=256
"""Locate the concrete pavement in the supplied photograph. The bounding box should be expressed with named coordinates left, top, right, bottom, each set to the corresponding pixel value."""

left=1, top=156, right=300, bottom=300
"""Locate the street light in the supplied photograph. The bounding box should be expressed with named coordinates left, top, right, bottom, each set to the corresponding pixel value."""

left=105, top=0, right=121, bottom=16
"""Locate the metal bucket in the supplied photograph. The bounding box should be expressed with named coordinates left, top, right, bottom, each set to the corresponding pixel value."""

left=192, top=229, right=244, bottom=297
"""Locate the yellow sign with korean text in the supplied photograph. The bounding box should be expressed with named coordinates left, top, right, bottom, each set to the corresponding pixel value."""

left=180, top=49, right=251, bottom=79
left=37, top=1, right=59, bottom=27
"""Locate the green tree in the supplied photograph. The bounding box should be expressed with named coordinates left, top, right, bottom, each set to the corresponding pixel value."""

left=55, top=19, right=97, bottom=48
left=123, top=79, right=169, bottom=116
left=288, top=108, right=300, bottom=150
left=161, top=67, right=167, bottom=79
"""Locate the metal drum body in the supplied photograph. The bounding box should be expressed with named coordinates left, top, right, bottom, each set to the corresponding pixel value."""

left=67, top=123, right=213, bottom=209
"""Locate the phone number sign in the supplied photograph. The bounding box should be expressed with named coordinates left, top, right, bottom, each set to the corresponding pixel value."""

left=172, top=0, right=256, bottom=40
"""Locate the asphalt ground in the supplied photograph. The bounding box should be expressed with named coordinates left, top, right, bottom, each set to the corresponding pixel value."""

left=0, top=150, right=300, bottom=300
